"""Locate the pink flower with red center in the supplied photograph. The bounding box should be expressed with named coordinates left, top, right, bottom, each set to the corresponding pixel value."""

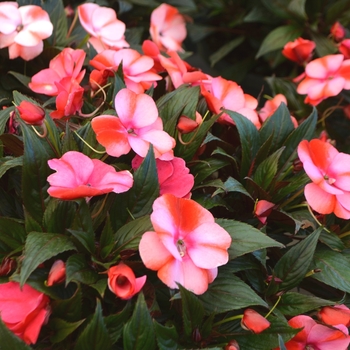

left=319, top=305, right=350, bottom=327
left=0, top=3, right=53, bottom=60
left=92, top=88, right=175, bottom=160
left=107, top=263, right=147, bottom=300
left=276, top=315, right=350, bottom=350
left=200, top=76, right=260, bottom=128
left=90, top=49, right=162, bottom=94
left=132, top=155, right=194, bottom=198
left=297, top=139, right=350, bottom=219
left=282, top=37, right=316, bottom=65
left=47, top=151, right=133, bottom=200
left=241, top=309, right=271, bottom=334
left=150, top=3, right=187, bottom=52
left=29, top=48, right=86, bottom=96
left=297, top=54, right=350, bottom=106
left=139, top=194, right=232, bottom=295
left=78, top=3, right=129, bottom=53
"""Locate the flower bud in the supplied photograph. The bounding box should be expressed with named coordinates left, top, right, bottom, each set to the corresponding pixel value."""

left=225, top=340, right=240, bottom=350
left=17, top=101, right=45, bottom=126
left=282, top=37, right=316, bottom=65
left=177, top=115, right=199, bottom=134
left=241, top=309, right=271, bottom=334
left=331, top=22, right=346, bottom=41
left=46, top=260, right=66, bottom=286
left=0, top=257, right=16, bottom=276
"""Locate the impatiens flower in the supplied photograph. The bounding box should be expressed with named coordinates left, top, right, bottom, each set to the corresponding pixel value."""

left=225, top=340, right=240, bottom=350
left=17, top=100, right=45, bottom=125
left=29, top=48, right=86, bottom=96
left=150, top=3, right=187, bottom=52
left=200, top=77, right=260, bottom=128
left=139, top=194, right=232, bottom=295
left=297, top=54, right=350, bottom=105
left=339, top=39, right=350, bottom=59
left=92, top=88, right=175, bottom=159
left=46, top=260, right=66, bottom=287
left=282, top=37, right=316, bottom=65
left=318, top=305, right=350, bottom=327
left=132, top=155, right=194, bottom=197
left=90, top=49, right=162, bottom=94
left=107, top=263, right=147, bottom=300
left=278, top=315, right=350, bottom=350
left=241, top=309, right=271, bottom=334
left=331, top=22, right=346, bottom=42
left=297, top=139, right=350, bottom=219
left=0, top=3, right=53, bottom=60
left=0, top=281, right=50, bottom=345
left=47, top=151, right=133, bottom=200
left=254, top=200, right=275, bottom=224
left=78, top=3, right=129, bottom=53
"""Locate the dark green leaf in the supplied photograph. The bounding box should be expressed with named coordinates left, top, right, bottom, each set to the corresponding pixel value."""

left=50, top=318, right=85, bottom=343
left=0, top=217, right=26, bottom=249
left=154, top=321, right=179, bottom=350
left=65, top=254, right=99, bottom=286
left=320, top=229, right=345, bottom=252
left=310, top=32, right=338, bottom=57
left=0, top=106, right=14, bottom=135
left=51, top=287, right=82, bottom=322
left=212, top=176, right=253, bottom=199
left=209, top=36, right=245, bottom=67
left=100, top=215, right=115, bottom=259
left=123, top=293, right=156, bottom=350
left=20, top=232, right=76, bottom=286
left=74, top=300, right=112, bottom=350
left=274, top=227, right=321, bottom=291
left=0, top=156, right=22, bottom=179
left=191, top=158, right=230, bottom=185
left=0, top=318, right=32, bottom=350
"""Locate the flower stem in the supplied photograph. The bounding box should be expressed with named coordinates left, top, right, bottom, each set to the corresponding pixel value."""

left=265, top=295, right=281, bottom=319
left=212, top=314, right=243, bottom=327
left=73, top=131, right=106, bottom=154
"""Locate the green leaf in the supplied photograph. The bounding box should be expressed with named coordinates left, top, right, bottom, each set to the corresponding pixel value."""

left=209, top=36, right=245, bottom=67
left=112, top=67, right=127, bottom=106
left=100, top=215, right=115, bottom=259
left=191, top=158, right=230, bottom=185
left=199, top=272, right=268, bottom=314
left=311, top=246, right=350, bottom=293
left=216, top=219, right=283, bottom=260
left=20, top=232, right=76, bottom=286
left=179, top=283, right=205, bottom=338
left=277, top=292, right=335, bottom=316
left=154, top=321, right=179, bottom=350
left=0, top=318, right=32, bottom=350
left=69, top=230, right=96, bottom=255
left=253, top=147, right=285, bottom=190
left=0, top=156, right=22, bottom=179
left=212, top=176, right=253, bottom=199
left=225, top=110, right=261, bottom=178
left=75, top=122, right=104, bottom=158
left=256, top=25, right=303, bottom=58
left=8, top=71, right=31, bottom=88
left=287, top=0, right=307, bottom=19
left=320, top=229, right=345, bottom=252
left=274, top=227, right=321, bottom=291
left=50, top=318, right=85, bottom=343
left=51, top=287, right=82, bottom=322
left=0, top=217, right=26, bottom=249
left=310, top=32, right=338, bottom=57
left=74, top=300, right=112, bottom=350
left=0, top=106, right=14, bottom=135
left=65, top=254, right=99, bottom=286
left=123, top=293, right=156, bottom=350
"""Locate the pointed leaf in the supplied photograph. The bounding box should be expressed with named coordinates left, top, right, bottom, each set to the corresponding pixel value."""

left=0, top=217, right=26, bottom=249
left=191, top=158, right=230, bottom=185
left=50, top=318, right=85, bottom=343
left=0, top=318, right=32, bottom=350
left=65, top=254, right=99, bottom=286
left=209, top=36, right=245, bottom=67
left=0, top=156, right=22, bottom=179
left=154, top=321, right=179, bottom=350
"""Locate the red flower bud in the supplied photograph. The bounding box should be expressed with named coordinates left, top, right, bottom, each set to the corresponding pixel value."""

left=17, top=101, right=45, bottom=126
left=177, top=115, right=199, bottom=134
left=331, top=22, right=346, bottom=41
left=0, top=257, right=16, bottom=276
left=46, top=260, right=66, bottom=286
left=282, top=37, right=316, bottom=65
left=225, top=340, right=240, bottom=350
left=241, top=309, right=271, bottom=334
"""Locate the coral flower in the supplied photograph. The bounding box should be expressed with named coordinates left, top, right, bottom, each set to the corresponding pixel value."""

left=339, top=39, right=350, bottom=59
left=282, top=37, right=316, bottom=65
left=17, top=100, right=45, bottom=126
left=278, top=315, right=350, bottom=350
left=78, top=3, right=128, bottom=53
left=47, top=151, right=133, bottom=200
left=0, top=3, right=53, bottom=60
left=90, top=49, right=162, bottom=94
left=297, top=139, right=350, bottom=219
left=0, top=281, right=50, bottom=344
left=46, top=260, right=66, bottom=287
left=319, top=305, right=350, bottom=327
left=241, top=309, right=271, bottom=334
left=254, top=200, right=275, bottom=224
left=297, top=54, right=350, bottom=105
left=200, top=77, right=260, bottom=128
left=150, top=3, right=187, bottom=52
left=139, top=194, right=232, bottom=295
left=107, top=263, right=147, bottom=300
left=132, top=155, right=194, bottom=197
left=92, top=88, right=175, bottom=159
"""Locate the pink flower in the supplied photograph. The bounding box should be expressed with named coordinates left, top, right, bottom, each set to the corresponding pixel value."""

left=339, top=39, right=350, bottom=59
left=150, top=4, right=187, bottom=52
left=139, top=194, right=232, bottom=295
left=107, top=263, right=146, bottom=300
left=200, top=76, right=260, bottom=128
left=47, top=151, right=133, bottom=200
left=331, top=22, right=346, bottom=42
left=279, top=315, right=350, bottom=350
left=225, top=340, right=240, bottom=350
left=241, top=309, right=271, bottom=334
left=78, top=3, right=128, bottom=53
left=90, top=49, right=162, bottom=94
left=0, top=3, right=53, bottom=60
left=319, top=305, right=350, bottom=327
left=29, top=48, right=86, bottom=96
left=297, top=139, right=350, bottom=219
left=92, top=88, right=175, bottom=159
left=17, top=100, right=45, bottom=126
left=254, top=200, right=275, bottom=224
left=132, top=155, right=194, bottom=197
left=282, top=37, right=316, bottom=65
left=297, top=54, right=350, bottom=105
left=46, top=260, right=66, bottom=286
left=0, top=281, right=50, bottom=344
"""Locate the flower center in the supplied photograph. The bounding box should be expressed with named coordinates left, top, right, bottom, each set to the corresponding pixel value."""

left=324, top=175, right=336, bottom=184
left=16, top=24, right=23, bottom=32
left=176, top=239, right=186, bottom=257
left=305, top=345, right=315, bottom=350
left=116, top=275, right=127, bottom=286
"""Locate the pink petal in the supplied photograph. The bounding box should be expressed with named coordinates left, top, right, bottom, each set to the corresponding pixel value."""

left=305, top=55, right=344, bottom=79
left=329, top=153, right=350, bottom=191
left=78, top=3, right=99, bottom=36
left=0, top=3, right=20, bottom=35
left=307, top=324, right=349, bottom=350
left=9, top=41, right=43, bottom=61
left=304, top=183, right=336, bottom=214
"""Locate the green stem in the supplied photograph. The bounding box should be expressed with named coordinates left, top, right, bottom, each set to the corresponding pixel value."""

left=66, top=10, right=78, bottom=38
left=212, top=314, right=243, bottom=327
left=279, top=187, right=305, bottom=209
left=74, top=131, right=106, bottom=154
left=338, top=231, right=350, bottom=239
left=265, top=295, right=281, bottom=319
left=306, top=203, right=330, bottom=233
